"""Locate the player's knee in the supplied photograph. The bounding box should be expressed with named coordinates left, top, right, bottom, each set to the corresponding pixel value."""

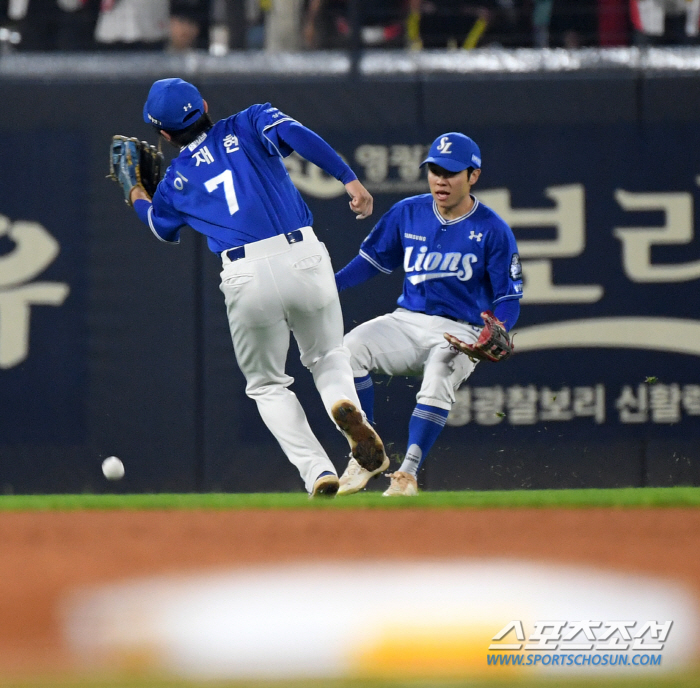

left=416, top=392, right=453, bottom=411
left=303, top=344, right=350, bottom=372
left=245, top=378, right=290, bottom=399
left=343, top=328, right=368, bottom=368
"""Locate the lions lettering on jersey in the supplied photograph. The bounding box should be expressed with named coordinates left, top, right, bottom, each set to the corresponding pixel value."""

left=404, top=246, right=478, bottom=284
left=359, top=194, right=523, bottom=325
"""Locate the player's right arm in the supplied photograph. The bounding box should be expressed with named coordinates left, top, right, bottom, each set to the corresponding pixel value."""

left=249, top=104, right=373, bottom=219
left=276, top=120, right=373, bottom=219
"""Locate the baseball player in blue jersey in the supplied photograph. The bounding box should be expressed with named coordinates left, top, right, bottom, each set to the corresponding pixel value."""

left=119, top=77, right=390, bottom=497
left=335, top=132, right=523, bottom=496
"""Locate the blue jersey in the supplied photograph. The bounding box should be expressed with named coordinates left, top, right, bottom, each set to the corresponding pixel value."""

left=146, top=104, right=314, bottom=254
left=359, top=194, right=523, bottom=325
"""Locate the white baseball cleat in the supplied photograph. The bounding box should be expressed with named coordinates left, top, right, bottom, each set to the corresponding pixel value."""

left=383, top=471, right=419, bottom=497
left=337, top=456, right=390, bottom=496
left=310, top=471, right=339, bottom=498
left=331, top=400, right=389, bottom=474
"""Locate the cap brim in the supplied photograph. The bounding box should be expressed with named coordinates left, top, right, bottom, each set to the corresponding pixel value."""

left=420, top=156, right=471, bottom=172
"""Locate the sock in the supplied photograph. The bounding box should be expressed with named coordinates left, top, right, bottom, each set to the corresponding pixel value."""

left=354, top=374, right=375, bottom=425
left=399, top=403, right=449, bottom=477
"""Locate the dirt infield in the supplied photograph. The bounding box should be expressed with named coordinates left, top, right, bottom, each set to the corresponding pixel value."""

left=1, top=507, right=699, bottom=677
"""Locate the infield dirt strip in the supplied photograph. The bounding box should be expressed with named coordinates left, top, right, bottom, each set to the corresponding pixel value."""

left=0, top=507, right=699, bottom=676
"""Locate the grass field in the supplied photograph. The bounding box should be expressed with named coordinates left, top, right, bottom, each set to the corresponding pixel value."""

left=1, top=485, right=700, bottom=511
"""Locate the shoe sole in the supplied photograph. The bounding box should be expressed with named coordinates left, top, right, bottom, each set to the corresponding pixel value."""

left=331, top=400, right=388, bottom=472
left=311, top=475, right=339, bottom=498
left=337, top=455, right=391, bottom=496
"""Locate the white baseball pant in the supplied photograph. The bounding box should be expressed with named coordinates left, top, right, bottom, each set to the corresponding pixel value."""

left=344, top=308, right=480, bottom=410
left=219, top=226, right=361, bottom=492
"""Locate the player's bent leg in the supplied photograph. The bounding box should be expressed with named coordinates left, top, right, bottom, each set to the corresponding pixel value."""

left=336, top=313, right=430, bottom=495
left=289, top=284, right=390, bottom=484
left=343, top=314, right=424, bottom=380
left=343, top=313, right=430, bottom=430
left=309, top=348, right=390, bottom=479
left=382, top=343, right=475, bottom=495
left=417, top=342, right=476, bottom=412
left=231, top=317, right=336, bottom=494
left=307, top=345, right=362, bottom=420
left=286, top=266, right=362, bottom=417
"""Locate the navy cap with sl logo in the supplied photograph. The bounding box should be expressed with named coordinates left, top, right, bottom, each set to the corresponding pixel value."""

left=143, top=78, right=204, bottom=131
left=420, top=133, right=482, bottom=172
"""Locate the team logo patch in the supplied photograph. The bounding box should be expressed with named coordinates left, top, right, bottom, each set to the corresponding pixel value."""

left=510, top=253, right=523, bottom=281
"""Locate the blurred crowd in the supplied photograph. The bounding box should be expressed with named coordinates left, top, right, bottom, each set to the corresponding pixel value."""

left=0, top=0, right=698, bottom=53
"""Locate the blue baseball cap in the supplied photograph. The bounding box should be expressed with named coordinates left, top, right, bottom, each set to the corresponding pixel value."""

left=143, top=78, right=205, bottom=131
left=420, top=133, right=482, bottom=172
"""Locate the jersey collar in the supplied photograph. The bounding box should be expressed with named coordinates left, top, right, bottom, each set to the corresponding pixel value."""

left=432, top=195, right=480, bottom=226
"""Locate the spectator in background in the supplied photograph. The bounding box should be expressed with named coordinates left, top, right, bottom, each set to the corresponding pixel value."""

left=200, top=0, right=265, bottom=52
left=409, top=0, right=527, bottom=49
left=550, top=0, right=599, bottom=46
left=94, top=0, right=169, bottom=50
left=2, top=0, right=99, bottom=50
left=208, top=0, right=247, bottom=51
left=304, top=0, right=408, bottom=49
left=240, top=0, right=264, bottom=48
left=631, top=0, right=700, bottom=45
left=266, top=0, right=304, bottom=50
left=598, top=0, right=630, bottom=46
left=170, top=0, right=211, bottom=50
left=531, top=0, right=599, bottom=47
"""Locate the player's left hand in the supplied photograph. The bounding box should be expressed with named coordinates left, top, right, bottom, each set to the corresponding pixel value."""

left=444, top=310, right=514, bottom=363
left=108, top=135, right=164, bottom=206
left=345, top=179, right=373, bottom=220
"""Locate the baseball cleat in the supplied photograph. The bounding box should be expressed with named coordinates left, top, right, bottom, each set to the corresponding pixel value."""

left=331, top=400, right=389, bottom=473
left=337, top=456, right=390, bottom=496
left=310, top=471, right=339, bottom=498
left=383, top=471, right=419, bottom=497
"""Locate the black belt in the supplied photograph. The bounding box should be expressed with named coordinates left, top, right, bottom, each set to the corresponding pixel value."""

left=441, top=313, right=478, bottom=327
left=222, top=229, right=304, bottom=262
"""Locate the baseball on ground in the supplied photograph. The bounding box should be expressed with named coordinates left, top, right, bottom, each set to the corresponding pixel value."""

left=101, top=456, right=125, bottom=481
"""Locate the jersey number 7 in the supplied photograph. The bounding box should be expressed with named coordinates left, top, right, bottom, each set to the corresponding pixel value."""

left=205, top=170, right=239, bottom=215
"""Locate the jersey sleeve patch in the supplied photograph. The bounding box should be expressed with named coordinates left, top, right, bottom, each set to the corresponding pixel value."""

left=509, top=252, right=523, bottom=281
left=249, top=104, right=298, bottom=157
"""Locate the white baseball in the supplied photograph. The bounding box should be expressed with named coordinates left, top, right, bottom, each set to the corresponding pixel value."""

left=102, top=456, right=125, bottom=480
